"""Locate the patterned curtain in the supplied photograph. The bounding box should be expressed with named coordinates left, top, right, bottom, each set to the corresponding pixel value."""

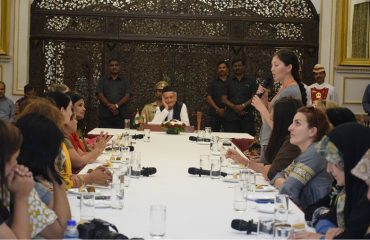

left=352, top=2, right=370, bottom=58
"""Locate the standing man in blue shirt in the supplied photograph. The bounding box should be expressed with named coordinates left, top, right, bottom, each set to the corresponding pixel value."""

left=0, top=81, right=14, bottom=121
left=96, top=58, right=131, bottom=128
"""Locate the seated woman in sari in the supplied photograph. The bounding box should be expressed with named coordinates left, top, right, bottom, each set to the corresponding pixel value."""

left=19, top=95, right=112, bottom=189
left=64, top=113, right=109, bottom=172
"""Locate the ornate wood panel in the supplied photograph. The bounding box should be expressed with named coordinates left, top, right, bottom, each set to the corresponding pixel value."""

left=30, top=0, right=319, bottom=131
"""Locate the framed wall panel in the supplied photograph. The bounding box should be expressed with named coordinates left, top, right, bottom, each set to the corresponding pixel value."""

left=0, top=0, right=10, bottom=55
left=342, top=76, right=370, bottom=104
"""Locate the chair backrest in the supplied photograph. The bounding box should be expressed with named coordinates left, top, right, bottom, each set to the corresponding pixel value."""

left=196, top=111, right=202, bottom=131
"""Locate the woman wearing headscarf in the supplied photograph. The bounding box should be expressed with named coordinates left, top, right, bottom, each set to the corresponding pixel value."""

left=352, top=148, right=370, bottom=239
left=292, top=123, right=370, bottom=239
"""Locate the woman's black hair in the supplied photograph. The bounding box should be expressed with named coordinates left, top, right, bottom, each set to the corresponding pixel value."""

left=273, top=49, right=307, bottom=105
left=264, top=97, right=303, bottom=163
left=16, top=113, right=64, bottom=185
left=46, top=91, right=71, bottom=110
left=0, top=120, right=22, bottom=203
left=326, top=107, right=356, bottom=127
left=66, top=91, right=84, bottom=105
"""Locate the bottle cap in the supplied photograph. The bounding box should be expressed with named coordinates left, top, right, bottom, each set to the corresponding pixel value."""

left=67, top=220, right=77, bottom=226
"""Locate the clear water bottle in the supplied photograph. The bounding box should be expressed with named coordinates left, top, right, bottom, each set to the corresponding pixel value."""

left=64, top=220, right=79, bottom=239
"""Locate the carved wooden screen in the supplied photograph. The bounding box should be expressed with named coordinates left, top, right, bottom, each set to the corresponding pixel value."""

left=30, top=0, right=319, bottom=131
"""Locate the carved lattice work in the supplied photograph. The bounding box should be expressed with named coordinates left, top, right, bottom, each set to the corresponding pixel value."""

left=30, top=0, right=319, bottom=131
left=33, top=0, right=314, bottom=18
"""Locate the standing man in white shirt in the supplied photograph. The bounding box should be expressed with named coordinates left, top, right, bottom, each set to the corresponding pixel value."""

left=151, top=86, right=190, bottom=126
left=306, top=64, right=337, bottom=105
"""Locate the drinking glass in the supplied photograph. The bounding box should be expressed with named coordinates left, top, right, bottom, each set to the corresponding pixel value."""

left=274, top=194, right=289, bottom=223
left=80, top=193, right=95, bottom=221
left=210, top=156, right=221, bottom=179
left=233, top=185, right=247, bottom=212
left=130, top=151, right=141, bottom=178
left=247, top=172, right=256, bottom=192
left=124, top=119, right=131, bottom=130
left=111, top=169, right=124, bottom=209
left=273, top=223, right=292, bottom=239
left=149, top=205, right=167, bottom=238
left=121, top=146, right=131, bottom=165
left=144, top=129, right=151, bottom=142
left=120, top=165, right=131, bottom=187
left=204, top=127, right=212, bottom=140
left=257, top=216, right=274, bottom=236
left=199, top=154, right=210, bottom=171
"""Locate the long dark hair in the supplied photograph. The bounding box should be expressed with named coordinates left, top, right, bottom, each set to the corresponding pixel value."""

left=265, top=97, right=303, bottom=163
left=16, top=113, right=64, bottom=185
left=0, top=120, right=22, bottom=203
left=273, top=50, right=307, bottom=105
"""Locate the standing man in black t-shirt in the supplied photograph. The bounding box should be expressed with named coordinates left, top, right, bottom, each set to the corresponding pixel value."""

left=222, top=58, right=256, bottom=135
left=206, top=60, right=229, bottom=132
left=96, top=58, right=131, bottom=128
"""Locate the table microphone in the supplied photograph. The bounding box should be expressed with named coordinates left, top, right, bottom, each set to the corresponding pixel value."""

left=188, top=136, right=211, bottom=142
left=256, top=77, right=273, bottom=98
left=141, top=167, right=157, bottom=177
left=231, top=219, right=257, bottom=235
left=188, top=167, right=227, bottom=177
left=132, top=134, right=144, bottom=139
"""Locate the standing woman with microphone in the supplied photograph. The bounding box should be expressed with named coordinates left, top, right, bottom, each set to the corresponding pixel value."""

left=252, top=50, right=307, bottom=163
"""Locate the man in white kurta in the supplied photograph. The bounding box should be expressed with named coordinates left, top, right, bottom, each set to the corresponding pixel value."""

left=151, top=86, right=190, bottom=126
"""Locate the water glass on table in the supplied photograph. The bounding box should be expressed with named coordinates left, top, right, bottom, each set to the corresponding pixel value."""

left=257, top=216, right=274, bottom=236
left=144, top=129, right=151, bottom=142
left=233, top=185, right=247, bottom=212
left=210, top=155, right=221, bottom=179
left=124, top=119, right=131, bottom=130
left=274, top=194, right=289, bottom=223
left=80, top=193, right=95, bottom=221
left=130, top=151, right=141, bottom=178
left=199, top=154, right=210, bottom=172
left=149, top=204, right=167, bottom=238
left=204, top=127, right=212, bottom=139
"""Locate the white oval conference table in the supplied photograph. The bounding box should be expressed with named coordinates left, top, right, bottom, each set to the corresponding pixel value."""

left=68, top=128, right=307, bottom=239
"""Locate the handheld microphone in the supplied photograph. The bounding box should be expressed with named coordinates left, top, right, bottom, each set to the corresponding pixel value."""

left=231, top=219, right=258, bottom=235
left=141, top=167, right=157, bottom=177
left=188, top=167, right=227, bottom=177
left=256, top=77, right=274, bottom=98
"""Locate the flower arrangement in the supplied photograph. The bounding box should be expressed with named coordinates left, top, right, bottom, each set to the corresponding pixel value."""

left=161, top=119, right=186, bottom=134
